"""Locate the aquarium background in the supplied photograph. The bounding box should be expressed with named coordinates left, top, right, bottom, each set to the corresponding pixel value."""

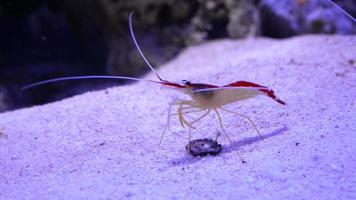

left=0, top=0, right=355, bottom=112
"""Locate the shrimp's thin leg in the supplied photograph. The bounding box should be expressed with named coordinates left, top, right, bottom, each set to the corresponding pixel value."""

left=213, top=109, right=232, bottom=143
left=186, top=109, right=211, bottom=127
left=172, top=107, right=204, bottom=115
left=213, top=109, right=244, bottom=162
left=177, top=101, right=204, bottom=129
left=220, top=107, right=262, bottom=139
left=188, top=127, right=192, bottom=141
left=178, top=106, right=206, bottom=141
left=177, top=103, right=211, bottom=141
left=160, top=100, right=203, bottom=144
left=166, top=100, right=187, bottom=128
left=178, top=102, right=188, bottom=128
left=160, top=99, right=188, bottom=144
left=183, top=108, right=211, bottom=141
left=215, top=130, right=221, bottom=141
left=160, top=102, right=175, bottom=145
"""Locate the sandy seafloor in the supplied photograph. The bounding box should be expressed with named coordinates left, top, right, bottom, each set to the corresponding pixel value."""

left=0, top=35, right=355, bottom=200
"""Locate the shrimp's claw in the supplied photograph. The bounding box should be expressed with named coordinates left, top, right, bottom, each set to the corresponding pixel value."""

left=225, top=81, right=286, bottom=105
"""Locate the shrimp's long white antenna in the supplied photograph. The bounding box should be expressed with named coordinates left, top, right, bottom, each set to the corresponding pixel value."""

left=326, top=0, right=356, bottom=23
left=21, top=75, right=155, bottom=90
left=129, top=12, right=165, bottom=82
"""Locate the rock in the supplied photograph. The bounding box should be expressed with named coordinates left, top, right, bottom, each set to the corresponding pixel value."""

left=185, top=138, right=222, bottom=156
left=0, top=86, right=9, bottom=112
left=259, top=0, right=356, bottom=37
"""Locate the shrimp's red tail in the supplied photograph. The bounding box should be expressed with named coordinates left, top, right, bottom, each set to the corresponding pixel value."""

left=225, top=81, right=286, bottom=105
left=260, top=88, right=286, bottom=105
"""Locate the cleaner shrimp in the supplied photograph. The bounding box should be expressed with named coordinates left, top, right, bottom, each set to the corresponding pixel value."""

left=126, top=13, right=284, bottom=149
left=22, top=12, right=286, bottom=161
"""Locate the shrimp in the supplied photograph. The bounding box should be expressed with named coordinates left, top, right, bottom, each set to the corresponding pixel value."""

left=127, top=12, right=285, bottom=147
left=22, top=12, right=285, bottom=161
left=160, top=80, right=285, bottom=141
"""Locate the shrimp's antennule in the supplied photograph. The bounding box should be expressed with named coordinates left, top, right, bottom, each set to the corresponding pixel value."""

left=129, top=12, right=165, bottom=82
left=326, top=0, right=356, bottom=23
left=21, top=75, right=154, bottom=90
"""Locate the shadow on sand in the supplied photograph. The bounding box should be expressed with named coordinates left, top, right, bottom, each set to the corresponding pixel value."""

left=169, top=125, right=289, bottom=167
left=223, top=125, right=289, bottom=154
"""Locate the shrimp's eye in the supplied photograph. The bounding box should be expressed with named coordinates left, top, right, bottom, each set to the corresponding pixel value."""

left=182, top=80, right=191, bottom=85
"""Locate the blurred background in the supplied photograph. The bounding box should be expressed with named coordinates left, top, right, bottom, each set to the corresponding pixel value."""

left=0, top=0, right=355, bottom=112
